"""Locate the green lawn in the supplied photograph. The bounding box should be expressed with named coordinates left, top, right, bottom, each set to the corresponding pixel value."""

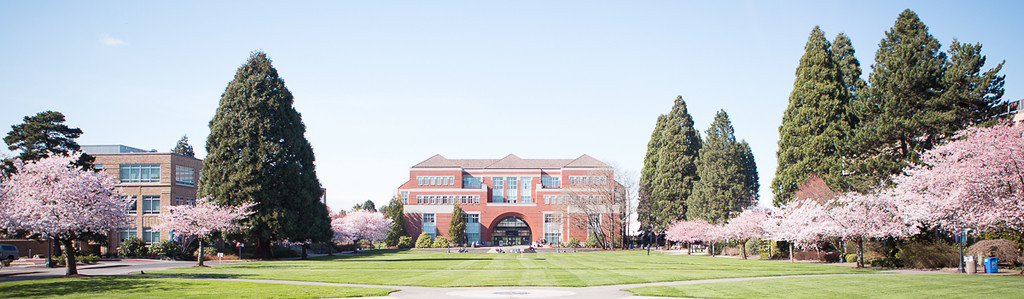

left=625, top=274, right=1024, bottom=298
left=0, top=276, right=396, bottom=298
left=148, top=249, right=875, bottom=287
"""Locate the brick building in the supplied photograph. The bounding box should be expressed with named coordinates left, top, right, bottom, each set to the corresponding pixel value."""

left=397, top=154, right=621, bottom=246
left=83, top=145, right=203, bottom=253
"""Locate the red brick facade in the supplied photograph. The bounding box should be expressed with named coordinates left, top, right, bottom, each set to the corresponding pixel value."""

left=397, top=154, right=615, bottom=246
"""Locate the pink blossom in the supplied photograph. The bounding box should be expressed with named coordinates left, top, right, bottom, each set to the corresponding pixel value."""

left=156, top=196, right=254, bottom=239
left=720, top=209, right=769, bottom=241
left=331, top=209, right=391, bottom=244
left=665, top=219, right=711, bottom=243
left=764, top=199, right=834, bottom=250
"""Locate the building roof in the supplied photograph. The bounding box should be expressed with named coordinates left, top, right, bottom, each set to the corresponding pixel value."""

left=81, top=144, right=155, bottom=154
left=412, top=154, right=608, bottom=169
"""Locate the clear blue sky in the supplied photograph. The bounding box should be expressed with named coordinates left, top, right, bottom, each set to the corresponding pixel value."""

left=2, top=1, right=1021, bottom=212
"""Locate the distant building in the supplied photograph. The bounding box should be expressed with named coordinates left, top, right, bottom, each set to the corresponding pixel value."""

left=397, top=154, right=616, bottom=246
left=84, top=145, right=203, bottom=252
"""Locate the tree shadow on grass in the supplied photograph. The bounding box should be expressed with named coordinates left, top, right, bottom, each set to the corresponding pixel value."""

left=0, top=276, right=162, bottom=298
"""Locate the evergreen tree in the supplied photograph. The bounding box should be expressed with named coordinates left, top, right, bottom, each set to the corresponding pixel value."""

left=650, top=96, right=702, bottom=231
left=198, top=52, right=328, bottom=258
left=940, top=40, right=1005, bottom=128
left=352, top=199, right=377, bottom=212
left=772, top=26, right=852, bottom=205
left=737, top=140, right=759, bottom=205
left=687, top=110, right=749, bottom=223
left=448, top=205, right=467, bottom=246
left=384, top=196, right=407, bottom=247
left=172, top=135, right=195, bottom=157
left=833, top=33, right=868, bottom=103
left=638, top=115, right=667, bottom=234
left=4, top=111, right=93, bottom=169
left=850, top=10, right=946, bottom=188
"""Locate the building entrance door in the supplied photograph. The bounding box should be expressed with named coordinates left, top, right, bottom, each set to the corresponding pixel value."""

left=491, top=216, right=531, bottom=246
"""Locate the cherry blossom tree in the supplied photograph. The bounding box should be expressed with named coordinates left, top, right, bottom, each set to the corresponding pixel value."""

left=0, top=152, right=131, bottom=275
left=764, top=199, right=834, bottom=263
left=828, top=192, right=917, bottom=268
left=156, top=196, right=253, bottom=266
left=331, top=210, right=392, bottom=247
left=665, top=219, right=710, bottom=255
left=720, top=209, right=769, bottom=259
left=890, top=122, right=1024, bottom=273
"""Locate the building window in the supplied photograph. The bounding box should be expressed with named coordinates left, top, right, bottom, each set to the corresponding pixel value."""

left=119, top=164, right=160, bottom=183
left=175, top=166, right=195, bottom=186
left=463, top=176, right=481, bottom=189
left=142, top=227, right=160, bottom=244
left=417, top=195, right=422, bottom=204
left=542, top=176, right=560, bottom=188
left=545, top=232, right=562, bottom=245
left=119, top=228, right=137, bottom=241
left=466, top=214, right=479, bottom=223
left=423, top=213, right=435, bottom=223
left=94, top=164, right=105, bottom=171
left=521, top=177, right=531, bottom=203
left=401, top=191, right=409, bottom=204
left=127, top=196, right=137, bottom=214
left=473, top=195, right=479, bottom=204
left=417, top=177, right=423, bottom=185
left=142, top=195, right=160, bottom=214
left=492, top=177, right=504, bottom=202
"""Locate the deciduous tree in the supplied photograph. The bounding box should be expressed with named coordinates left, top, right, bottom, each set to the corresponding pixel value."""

left=156, top=196, right=253, bottom=266
left=720, top=209, right=769, bottom=259
left=331, top=210, right=391, bottom=246
left=0, top=152, right=131, bottom=275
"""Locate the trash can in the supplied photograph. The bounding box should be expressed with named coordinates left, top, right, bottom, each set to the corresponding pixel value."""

left=965, top=256, right=976, bottom=274
left=983, top=257, right=998, bottom=273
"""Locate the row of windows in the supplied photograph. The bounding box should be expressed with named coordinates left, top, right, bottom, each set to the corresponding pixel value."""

left=544, top=195, right=610, bottom=205
left=119, top=227, right=160, bottom=244
left=568, top=176, right=608, bottom=186
left=417, top=176, right=455, bottom=186
left=120, top=164, right=160, bottom=183
left=127, top=195, right=161, bottom=214
left=541, top=176, right=560, bottom=188
left=175, top=166, right=195, bottom=186
left=421, top=213, right=480, bottom=224
left=416, top=195, right=481, bottom=205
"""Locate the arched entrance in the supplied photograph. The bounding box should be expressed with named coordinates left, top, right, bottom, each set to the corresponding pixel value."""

left=491, top=216, right=531, bottom=246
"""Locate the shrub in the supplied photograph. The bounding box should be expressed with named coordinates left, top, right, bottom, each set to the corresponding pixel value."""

left=150, top=240, right=180, bottom=257
left=118, top=237, right=147, bottom=257
left=397, top=236, right=414, bottom=249
left=759, top=252, right=772, bottom=260
left=869, top=256, right=904, bottom=268
left=432, top=236, right=450, bottom=248
left=898, top=241, right=958, bottom=269
left=564, top=238, right=580, bottom=248
left=793, top=251, right=840, bottom=262
left=415, top=233, right=433, bottom=248
left=585, top=233, right=601, bottom=248
left=967, top=239, right=1022, bottom=265
left=845, top=253, right=858, bottom=263
left=272, top=247, right=298, bottom=258
left=79, top=254, right=100, bottom=264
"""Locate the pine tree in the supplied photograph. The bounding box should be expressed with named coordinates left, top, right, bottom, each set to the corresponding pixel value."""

left=940, top=40, right=1005, bottom=128
left=687, top=110, right=749, bottom=224
left=650, top=96, right=702, bottom=231
left=384, top=196, right=407, bottom=247
left=198, top=52, right=328, bottom=258
left=638, top=115, right=667, bottom=234
left=4, top=111, right=93, bottom=170
left=448, top=205, right=467, bottom=246
left=850, top=10, right=946, bottom=188
left=172, top=135, right=195, bottom=157
left=833, top=33, right=868, bottom=103
left=737, top=140, right=759, bottom=205
left=772, top=26, right=851, bottom=205
left=352, top=199, right=376, bottom=212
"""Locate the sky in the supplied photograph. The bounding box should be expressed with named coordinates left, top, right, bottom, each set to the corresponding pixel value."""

left=1, top=1, right=1022, bottom=212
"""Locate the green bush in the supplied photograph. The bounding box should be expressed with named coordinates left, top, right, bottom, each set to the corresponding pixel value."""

left=759, top=252, right=771, bottom=260
left=118, top=237, right=147, bottom=257
left=898, top=241, right=957, bottom=269
left=564, top=238, right=580, bottom=248
left=397, top=236, right=414, bottom=249
left=79, top=254, right=100, bottom=264
left=585, top=233, right=601, bottom=248
left=846, top=253, right=858, bottom=263
left=272, top=247, right=298, bottom=258
left=415, top=233, right=433, bottom=248
left=869, top=256, right=904, bottom=268
left=432, top=236, right=450, bottom=248
left=150, top=240, right=180, bottom=257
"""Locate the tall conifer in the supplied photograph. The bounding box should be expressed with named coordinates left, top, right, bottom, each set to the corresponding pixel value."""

left=448, top=205, right=467, bottom=246
left=638, top=115, right=667, bottom=233
left=851, top=9, right=946, bottom=188
left=737, top=140, right=759, bottom=205
left=688, top=110, right=749, bottom=224
left=773, top=26, right=851, bottom=205
left=940, top=40, right=1005, bottom=128
left=649, top=96, right=701, bottom=230
left=384, top=196, right=407, bottom=247
left=198, top=52, right=329, bottom=258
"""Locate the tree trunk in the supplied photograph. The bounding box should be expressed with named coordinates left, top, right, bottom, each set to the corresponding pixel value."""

left=301, top=244, right=308, bottom=260
left=789, top=243, right=794, bottom=263
left=856, top=237, right=864, bottom=268
left=60, top=239, right=78, bottom=276
left=197, top=239, right=205, bottom=266
left=741, top=239, right=748, bottom=260
left=327, top=242, right=334, bottom=256
left=254, top=238, right=273, bottom=259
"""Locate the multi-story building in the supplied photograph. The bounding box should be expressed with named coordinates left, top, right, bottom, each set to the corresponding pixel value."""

left=397, top=154, right=620, bottom=246
left=82, top=145, right=203, bottom=251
